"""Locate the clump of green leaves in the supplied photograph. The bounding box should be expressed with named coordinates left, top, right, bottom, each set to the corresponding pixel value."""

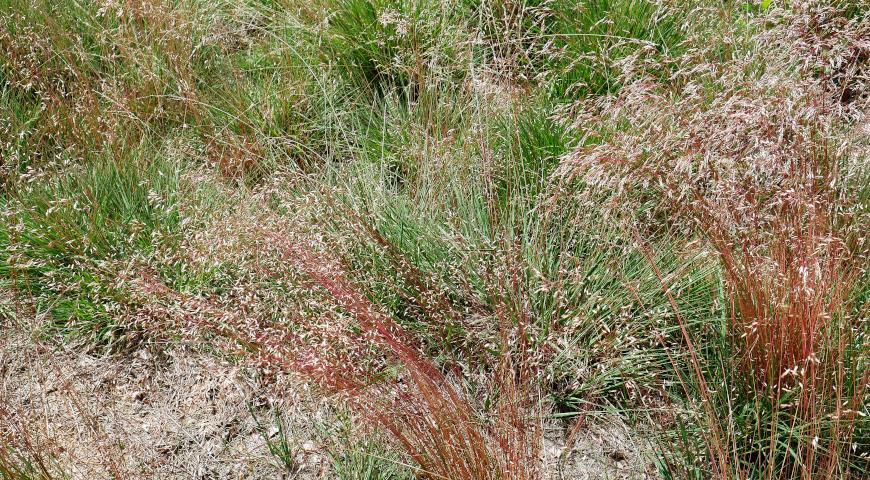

left=323, top=0, right=469, bottom=98
left=0, top=151, right=183, bottom=346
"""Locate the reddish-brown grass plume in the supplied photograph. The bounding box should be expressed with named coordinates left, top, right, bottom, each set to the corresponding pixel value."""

left=558, top=4, right=870, bottom=477
left=274, top=241, right=543, bottom=480
left=133, top=231, right=544, bottom=480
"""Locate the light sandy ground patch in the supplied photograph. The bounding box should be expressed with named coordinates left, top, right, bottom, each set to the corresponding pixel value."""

left=1, top=317, right=658, bottom=479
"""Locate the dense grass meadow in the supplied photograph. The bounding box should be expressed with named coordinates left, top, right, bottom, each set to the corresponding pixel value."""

left=1, top=0, right=868, bottom=478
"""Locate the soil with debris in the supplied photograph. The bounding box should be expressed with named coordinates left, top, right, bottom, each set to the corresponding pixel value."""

left=1, top=320, right=658, bottom=479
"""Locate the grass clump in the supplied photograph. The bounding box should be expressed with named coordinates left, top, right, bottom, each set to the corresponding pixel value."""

left=0, top=151, right=186, bottom=346
left=323, top=0, right=469, bottom=98
left=319, top=417, right=415, bottom=480
left=560, top=3, right=870, bottom=477
left=546, top=0, right=687, bottom=100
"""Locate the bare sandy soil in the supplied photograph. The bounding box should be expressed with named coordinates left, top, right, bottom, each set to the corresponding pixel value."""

left=1, top=314, right=658, bottom=479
